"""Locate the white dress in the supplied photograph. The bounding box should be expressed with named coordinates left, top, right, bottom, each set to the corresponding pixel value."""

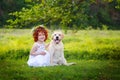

left=27, top=42, right=50, bottom=67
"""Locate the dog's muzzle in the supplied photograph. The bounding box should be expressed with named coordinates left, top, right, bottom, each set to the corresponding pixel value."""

left=54, top=36, right=61, bottom=44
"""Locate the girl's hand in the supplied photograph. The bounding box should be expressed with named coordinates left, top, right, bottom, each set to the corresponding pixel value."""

left=40, top=51, right=46, bottom=55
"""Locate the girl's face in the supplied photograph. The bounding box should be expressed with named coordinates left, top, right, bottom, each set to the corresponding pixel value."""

left=38, top=32, right=45, bottom=42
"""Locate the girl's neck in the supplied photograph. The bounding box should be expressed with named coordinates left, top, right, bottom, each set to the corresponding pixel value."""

left=37, top=41, right=44, bottom=44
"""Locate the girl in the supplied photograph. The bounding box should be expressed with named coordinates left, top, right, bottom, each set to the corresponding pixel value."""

left=27, top=25, right=50, bottom=67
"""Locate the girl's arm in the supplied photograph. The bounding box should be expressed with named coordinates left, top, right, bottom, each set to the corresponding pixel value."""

left=30, top=43, right=39, bottom=56
left=30, top=43, right=46, bottom=56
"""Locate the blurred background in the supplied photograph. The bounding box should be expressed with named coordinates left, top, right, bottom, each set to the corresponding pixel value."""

left=0, top=0, right=120, bottom=30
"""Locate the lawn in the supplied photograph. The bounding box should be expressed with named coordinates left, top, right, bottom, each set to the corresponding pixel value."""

left=0, top=29, right=120, bottom=80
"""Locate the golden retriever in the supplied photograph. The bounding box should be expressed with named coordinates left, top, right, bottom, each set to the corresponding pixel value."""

left=48, top=31, right=75, bottom=66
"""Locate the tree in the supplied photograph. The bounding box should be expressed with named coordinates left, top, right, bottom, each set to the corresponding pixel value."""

left=6, top=0, right=91, bottom=29
left=6, top=0, right=120, bottom=29
left=0, top=0, right=45, bottom=27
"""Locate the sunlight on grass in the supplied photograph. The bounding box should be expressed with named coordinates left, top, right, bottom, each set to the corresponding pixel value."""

left=0, top=29, right=120, bottom=80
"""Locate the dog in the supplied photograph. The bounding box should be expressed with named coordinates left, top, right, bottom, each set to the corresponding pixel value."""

left=48, top=31, right=75, bottom=66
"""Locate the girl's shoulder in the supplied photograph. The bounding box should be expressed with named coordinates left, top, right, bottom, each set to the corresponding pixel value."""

left=34, top=42, right=39, bottom=45
left=32, top=42, right=39, bottom=48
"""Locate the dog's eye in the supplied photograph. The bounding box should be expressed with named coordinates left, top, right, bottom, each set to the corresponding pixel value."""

left=54, top=34, right=56, bottom=36
left=59, top=34, right=61, bottom=36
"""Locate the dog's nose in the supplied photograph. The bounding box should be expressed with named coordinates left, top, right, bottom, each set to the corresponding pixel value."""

left=56, top=36, right=59, bottom=40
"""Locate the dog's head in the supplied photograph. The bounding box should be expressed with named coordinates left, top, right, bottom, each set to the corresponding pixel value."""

left=52, top=31, right=64, bottom=44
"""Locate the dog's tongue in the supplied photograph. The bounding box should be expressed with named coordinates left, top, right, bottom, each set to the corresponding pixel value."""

left=55, top=40, right=60, bottom=44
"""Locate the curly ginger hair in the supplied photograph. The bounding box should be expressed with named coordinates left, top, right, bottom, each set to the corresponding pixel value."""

left=33, top=26, right=48, bottom=42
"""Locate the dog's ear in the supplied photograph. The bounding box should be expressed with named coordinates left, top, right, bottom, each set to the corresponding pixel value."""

left=61, top=33, right=64, bottom=39
left=58, top=31, right=64, bottom=39
left=51, top=31, right=56, bottom=40
left=51, top=33, right=54, bottom=40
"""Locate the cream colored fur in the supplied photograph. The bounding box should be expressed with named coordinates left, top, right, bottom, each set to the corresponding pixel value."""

left=48, top=31, right=75, bottom=66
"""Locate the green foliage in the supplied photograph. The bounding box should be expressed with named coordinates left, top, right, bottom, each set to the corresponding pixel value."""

left=7, top=5, right=44, bottom=28
left=1, top=0, right=120, bottom=29
left=115, top=0, right=120, bottom=9
left=0, top=0, right=35, bottom=27
left=6, top=0, right=91, bottom=29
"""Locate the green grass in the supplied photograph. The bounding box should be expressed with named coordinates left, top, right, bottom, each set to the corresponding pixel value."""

left=0, top=29, right=120, bottom=80
left=0, top=59, right=119, bottom=80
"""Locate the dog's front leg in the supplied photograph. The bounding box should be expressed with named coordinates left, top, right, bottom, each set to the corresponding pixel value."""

left=61, top=48, right=67, bottom=65
left=48, top=46, right=54, bottom=65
